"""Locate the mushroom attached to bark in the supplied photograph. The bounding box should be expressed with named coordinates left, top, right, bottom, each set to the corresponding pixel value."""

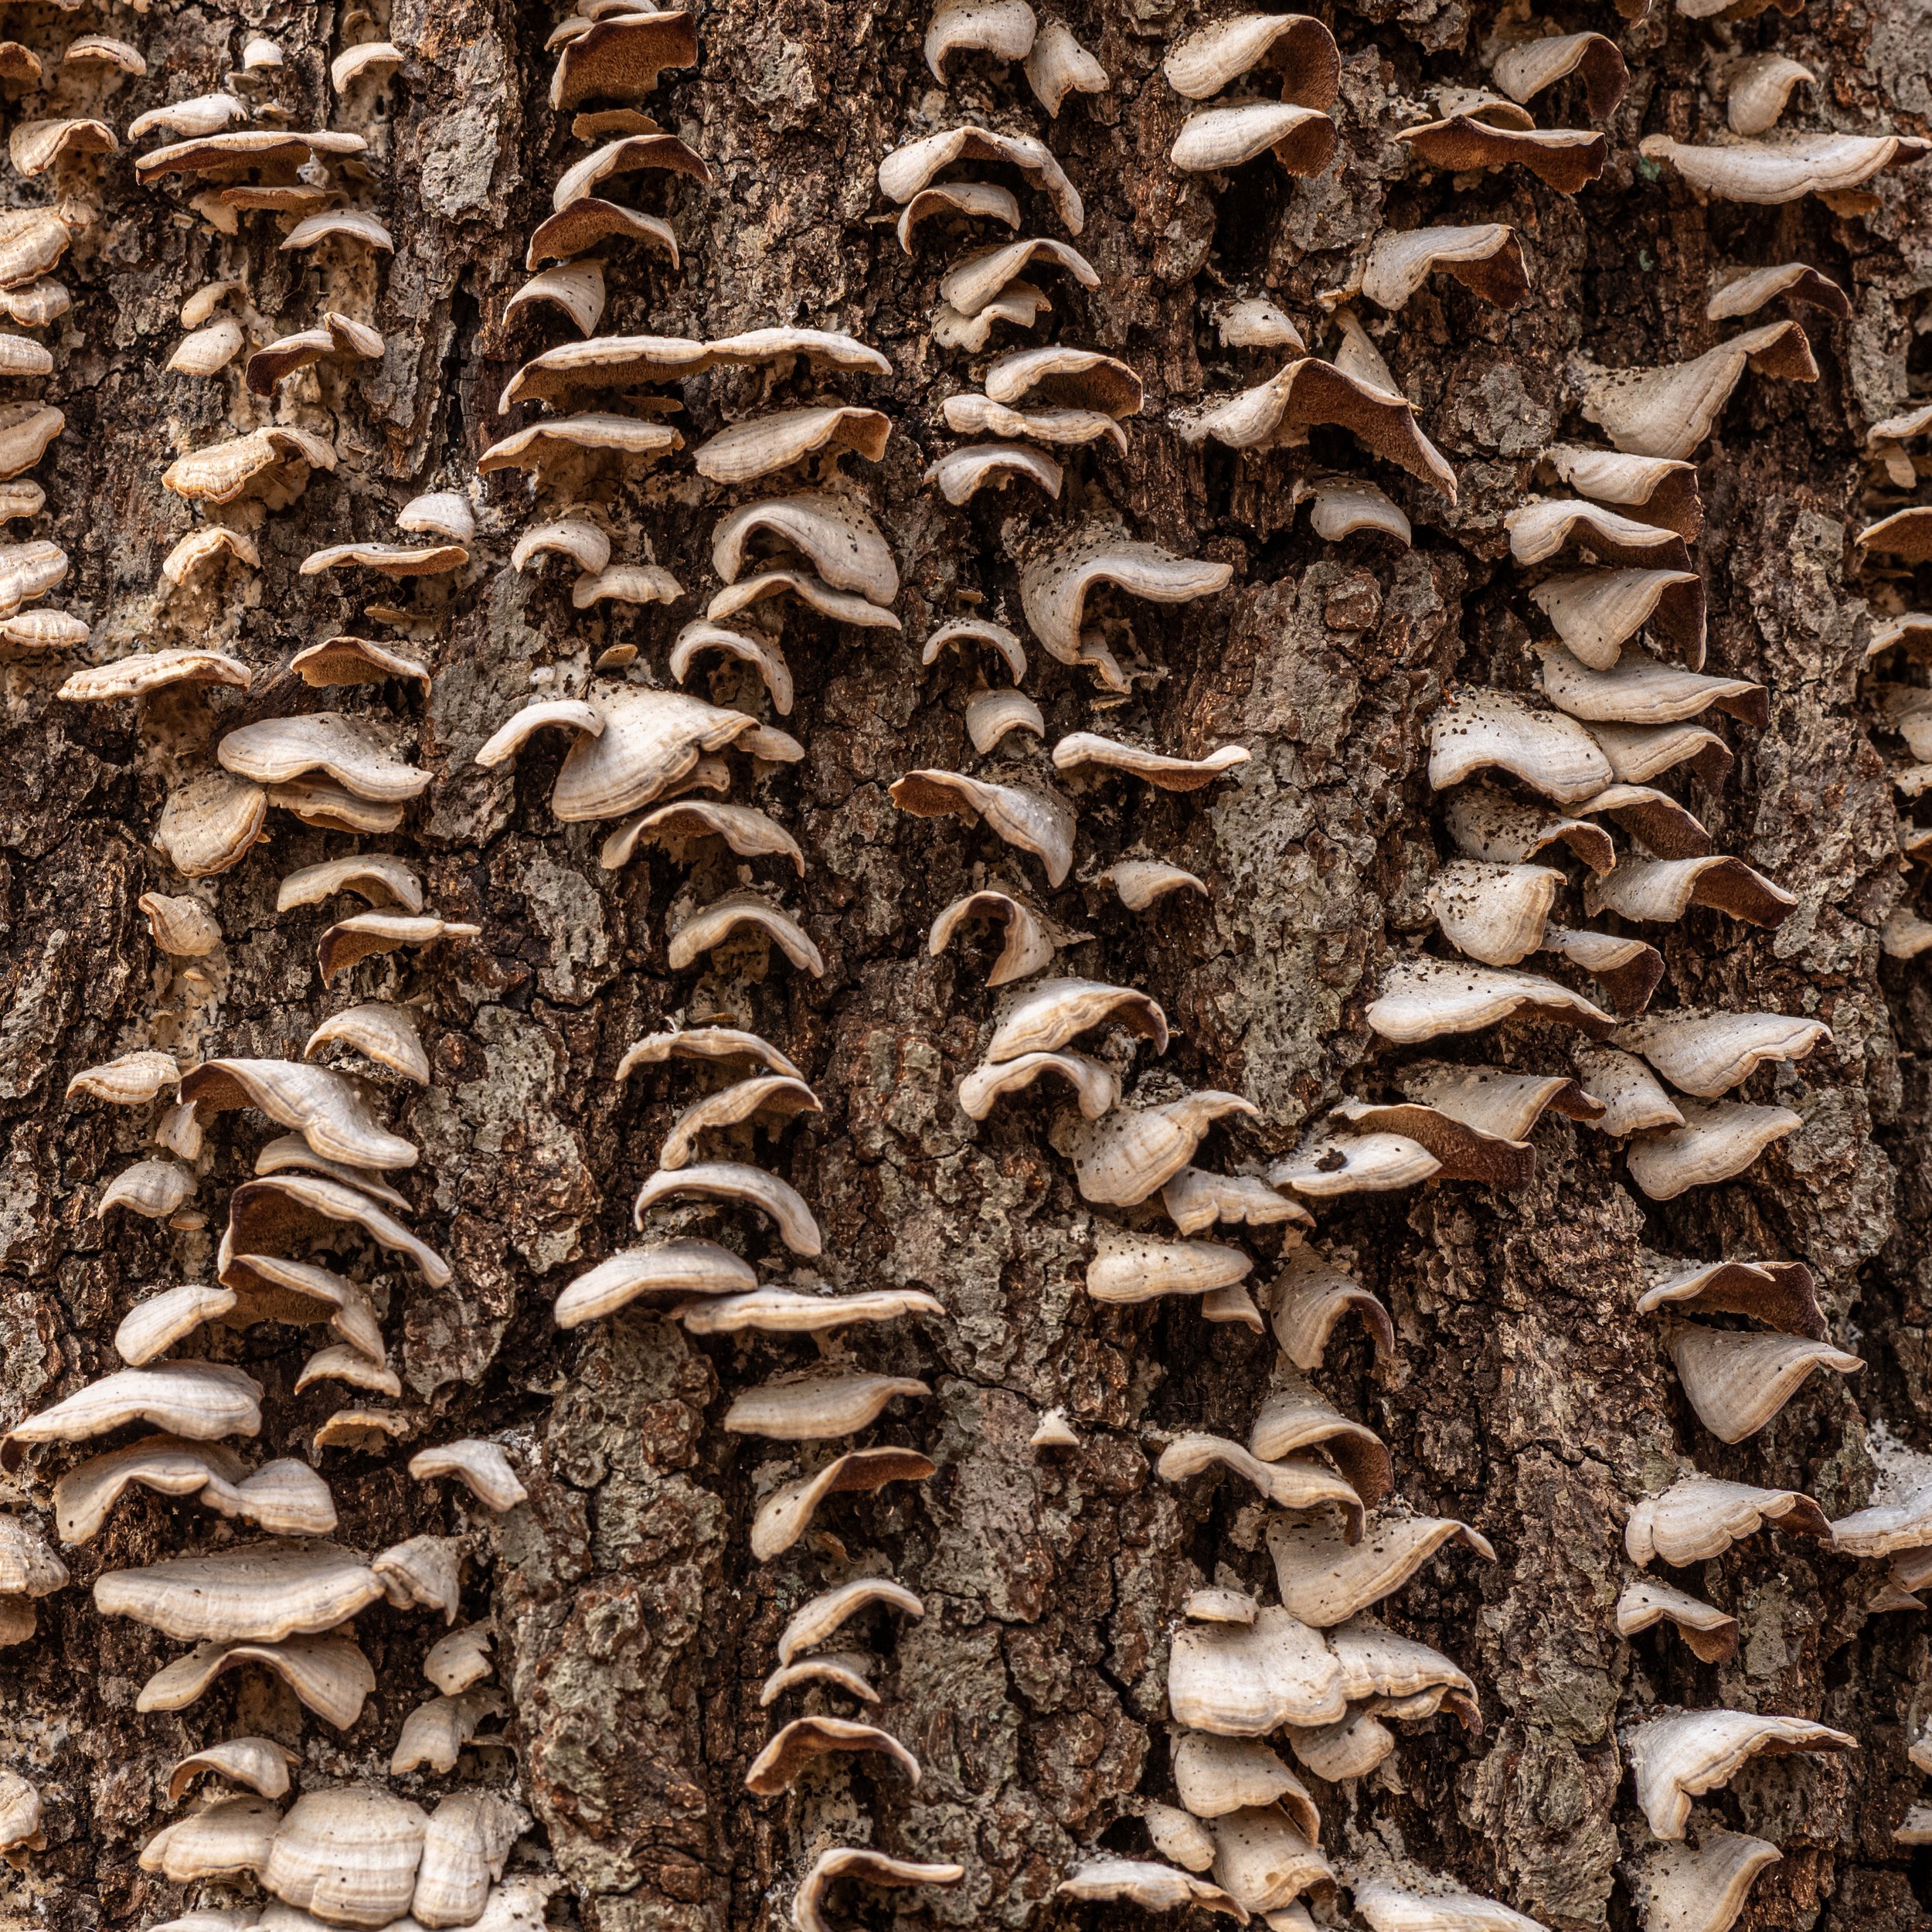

left=632, top=1161, right=822, bottom=1255
left=1625, top=1473, right=1830, bottom=1566
left=794, top=1847, right=965, bottom=1932
left=1428, top=689, right=1614, bottom=802
left=1059, top=1092, right=1257, bottom=1206
left=877, top=125, right=1085, bottom=233
left=1638, top=130, right=1929, bottom=207
left=1265, top=1515, right=1495, bottom=1626
left=1058, top=1859, right=1247, bottom=1920
left=725, top=1372, right=929, bottom=1441
left=1168, top=1605, right=1347, bottom=1733
left=409, top=1440, right=528, bottom=1511
left=139, top=1633, right=376, bottom=1730
left=1614, top=1009, right=1828, bottom=1097
left=554, top=1239, right=758, bottom=1326
left=1489, top=32, right=1628, bottom=115
left=1157, top=1434, right=1364, bottom=1533
left=1019, top=526, right=1234, bottom=667
left=1636, top=1256, right=1823, bottom=1337
left=1396, top=96, right=1607, bottom=193
left=1361, top=225, right=1528, bottom=311
left=891, top=770, right=1077, bottom=887
left=1626, top=1100, right=1802, bottom=1198
left=1585, top=859, right=1794, bottom=929
left=1622, top=1709, right=1856, bottom=1840
left=1530, top=568, right=1706, bottom=671
left=1664, top=1323, right=1860, bottom=1442
left=1270, top=1250, right=1393, bottom=1371
left=1625, top=1829, right=1781, bottom=1932
left=1577, top=321, right=1818, bottom=461
left=1366, top=957, right=1614, bottom=1043
left=750, top=1448, right=937, bottom=1560
left=1615, top=1580, right=1740, bottom=1662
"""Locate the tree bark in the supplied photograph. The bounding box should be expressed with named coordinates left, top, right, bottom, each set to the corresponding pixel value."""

left=1, top=2, right=1929, bottom=1932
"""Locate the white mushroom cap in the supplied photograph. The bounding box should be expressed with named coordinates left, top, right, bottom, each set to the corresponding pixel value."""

left=1366, top=956, right=1614, bottom=1043
left=138, top=1634, right=376, bottom=1729
left=744, top=1713, right=920, bottom=1794
left=1577, top=321, right=1818, bottom=460
left=793, top=1847, right=964, bottom=1932
left=1360, top=225, right=1528, bottom=311
left=959, top=1050, right=1119, bottom=1121
left=1621, top=1708, right=1855, bottom=1839
left=1709, top=260, right=1851, bottom=326
left=1638, top=130, right=1929, bottom=206
left=877, top=126, right=1084, bottom=233
left=1019, top=526, right=1234, bottom=667
left=1428, top=689, right=1614, bottom=801
left=139, top=1794, right=280, bottom=1883
left=890, top=769, right=1076, bottom=887
left=409, top=1440, right=528, bottom=1511
left=1616, top=1578, right=1740, bottom=1663
left=96, top=1540, right=385, bottom=1643
left=9, top=1362, right=262, bottom=1449
left=724, top=1370, right=930, bottom=1440
left=1058, top=1859, right=1247, bottom=1919
left=1349, top=1870, right=1547, bottom=1932
left=1177, top=357, right=1456, bottom=498
left=1170, top=101, right=1338, bottom=178
left=925, top=0, right=1036, bottom=80
left=179, top=1059, right=418, bottom=1171
left=1626, top=1100, right=1802, bottom=1198
left=426, top=1621, right=495, bottom=1695
left=1489, top=31, right=1627, bottom=116
left=1157, top=1432, right=1363, bottom=1531
left=1210, top=1807, right=1333, bottom=1913
left=632, top=1160, right=822, bottom=1254
left=1168, top=1605, right=1347, bottom=1733
left=1268, top=1250, right=1393, bottom=1370
left=392, top=1686, right=506, bottom=1774
left=260, top=1786, right=430, bottom=1926
left=555, top=1238, right=757, bottom=1325
left=750, top=1447, right=935, bottom=1560
left=1614, top=1009, right=1828, bottom=1097
left=1665, top=1321, right=1860, bottom=1441
left=1061, top=1093, right=1258, bottom=1206
left=1626, top=1828, right=1780, bottom=1932
left=1266, top=1513, right=1495, bottom=1627
left=1626, top=1472, right=1829, bottom=1566
left=1162, top=12, right=1339, bottom=105
left=166, top=1736, right=298, bottom=1803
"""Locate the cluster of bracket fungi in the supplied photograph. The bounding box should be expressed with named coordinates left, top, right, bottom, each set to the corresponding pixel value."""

left=1, top=0, right=1930, bottom=1927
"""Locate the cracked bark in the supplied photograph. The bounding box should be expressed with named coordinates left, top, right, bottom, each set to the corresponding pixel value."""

left=1, top=1, right=1930, bottom=1930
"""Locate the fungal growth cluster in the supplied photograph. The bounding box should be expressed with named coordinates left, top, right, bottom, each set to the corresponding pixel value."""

left=1, top=0, right=1927, bottom=1926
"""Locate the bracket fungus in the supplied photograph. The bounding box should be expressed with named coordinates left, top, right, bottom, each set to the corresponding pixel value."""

left=1349, top=1873, right=1546, bottom=1932
left=793, top=1849, right=964, bottom=1932
left=1359, top=225, right=1529, bottom=311
left=1170, top=101, right=1337, bottom=177
left=1638, top=131, right=1928, bottom=206
left=1665, top=1322, right=1861, bottom=1441
left=1059, top=1092, right=1259, bottom=1206
left=1577, top=322, right=1818, bottom=460
left=219, top=1173, right=452, bottom=1287
left=1270, top=1251, right=1395, bottom=1371
left=1168, top=1606, right=1347, bottom=1733
left=725, top=1371, right=929, bottom=1440
left=1179, top=356, right=1457, bottom=498
left=0, top=1515, right=64, bottom=1642
left=178, top=1060, right=418, bottom=1171
left=96, top=1539, right=389, bottom=1643
left=410, top=1441, right=529, bottom=1512
left=961, top=1049, right=1119, bottom=1121
left=1615, top=1579, right=1740, bottom=1662
left=1626, top=1473, right=1830, bottom=1566
left=1530, top=568, right=1707, bottom=671
left=1586, top=858, right=1795, bottom=929
left=1428, top=690, right=1615, bottom=802
left=1637, top=1257, right=1824, bottom=1336
left=1622, top=1709, right=1855, bottom=1839
left=167, top=1737, right=298, bottom=1804
left=1625, top=1831, right=1781, bottom=1932
left=1536, top=646, right=1766, bottom=730
left=1508, top=501, right=1691, bottom=573
left=7, top=1362, right=263, bottom=1452
left=1489, top=31, right=1628, bottom=116
left=1164, top=1168, right=1311, bottom=1236
left=633, top=1161, right=822, bottom=1255
left=750, top=1447, right=937, bottom=1560
left=878, top=126, right=1084, bottom=233
left=1709, top=260, right=1852, bottom=325
left=1107, top=860, right=1210, bottom=911
left=1366, top=957, right=1614, bottom=1043
left=1156, top=1434, right=1364, bottom=1532
left=1019, top=526, right=1234, bottom=667
left=891, top=770, right=1077, bottom=887
left=555, top=1239, right=757, bottom=1326
left=1265, top=1515, right=1495, bottom=1626
left=1059, top=1859, right=1247, bottom=1919
left=1614, top=1009, right=1828, bottom=1097
left=1396, top=97, right=1607, bottom=194
left=1626, top=1100, right=1802, bottom=1197
left=1053, top=732, right=1249, bottom=791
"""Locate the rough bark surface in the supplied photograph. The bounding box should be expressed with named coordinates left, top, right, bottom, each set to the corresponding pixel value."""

left=0, top=2, right=1928, bottom=1932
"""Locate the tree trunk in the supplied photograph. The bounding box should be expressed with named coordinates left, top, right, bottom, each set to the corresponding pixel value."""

left=1, top=2, right=1928, bottom=1931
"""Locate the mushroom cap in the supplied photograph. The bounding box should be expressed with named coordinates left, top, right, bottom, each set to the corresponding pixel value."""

left=1057, top=1859, right=1248, bottom=1920
left=1615, top=1580, right=1741, bottom=1663
left=1168, top=1605, right=1347, bottom=1733
left=749, top=1447, right=935, bottom=1560
left=549, top=9, right=699, bottom=108
left=724, top=1370, right=930, bottom=1440
left=632, top=1160, right=823, bottom=1255
left=1622, top=1708, right=1855, bottom=1839
left=166, top=1736, right=298, bottom=1803
left=1626, top=1472, right=1829, bottom=1566
left=744, top=1716, right=920, bottom=1795
left=1265, top=1513, right=1495, bottom=1626
left=794, top=1848, right=964, bottom=1932
left=409, top=1440, right=528, bottom=1512
left=260, top=1786, right=430, bottom=1926
left=1170, top=101, right=1339, bottom=178
left=1665, top=1322, right=1860, bottom=1442
left=877, top=125, right=1084, bottom=233
left=138, top=1633, right=376, bottom=1730
left=1361, top=224, right=1529, bottom=311
left=1578, top=321, right=1818, bottom=460
left=1162, top=12, right=1339, bottom=106
left=96, top=1539, right=383, bottom=1642
left=777, top=1577, right=924, bottom=1664
left=555, top=1238, right=758, bottom=1325
left=1625, top=1829, right=1781, bottom=1932
left=1366, top=957, right=1614, bottom=1043
left=1396, top=110, right=1607, bottom=194
left=1061, top=1093, right=1258, bottom=1206
left=8, top=1361, right=262, bottom=1449
left=711, top=492, right=898, bottom=603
